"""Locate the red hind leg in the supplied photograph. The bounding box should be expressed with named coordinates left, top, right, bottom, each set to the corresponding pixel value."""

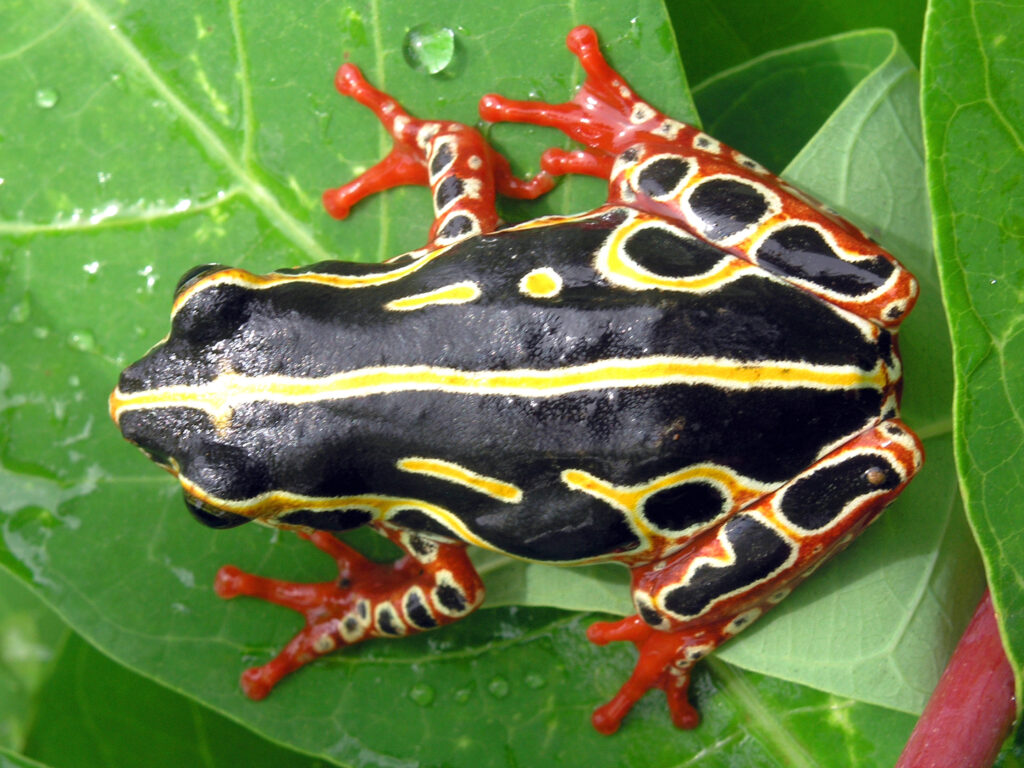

left=588, top=420, right=923, bottom=733
left=215, top=527, right=484, bottom=699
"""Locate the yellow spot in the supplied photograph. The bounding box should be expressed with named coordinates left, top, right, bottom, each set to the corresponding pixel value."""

left=385, top=281, right=480, bottom=311
left=398, top=457, right=522, bottom=503
left=518, top=268, right=562, bottom=298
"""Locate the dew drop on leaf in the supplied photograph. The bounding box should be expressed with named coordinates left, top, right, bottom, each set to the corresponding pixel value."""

left=403, top=24, right=456, bottom=75
left=486, top=675, right=510, bottom=698
left=453, top=687, right=472, bottom=704
left=408, top=682, right=435, bottom=707
left=524, top=673, right=545, bottom=689
left=34, top=88, right=59, bottom=109
left=67, top=330, right=98, bottom=353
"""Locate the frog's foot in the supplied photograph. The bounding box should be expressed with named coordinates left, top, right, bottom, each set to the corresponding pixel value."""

left=323, top=63, right=552, bottom=245
left=215, top=529, right=483, bottom=700
left=480, top=26, right=684, bottom=167
left=587, top=616, right=702, bottom=734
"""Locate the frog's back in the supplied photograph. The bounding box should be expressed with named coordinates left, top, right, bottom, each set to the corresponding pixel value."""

left=116, top=206, right=899, bottom=564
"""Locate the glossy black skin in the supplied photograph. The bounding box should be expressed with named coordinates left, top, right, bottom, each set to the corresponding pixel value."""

left=118, top=208, right=893, bottom=563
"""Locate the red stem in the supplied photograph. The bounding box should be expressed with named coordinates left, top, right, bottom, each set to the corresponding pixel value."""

left=896, top=590, right=1017, bottom=768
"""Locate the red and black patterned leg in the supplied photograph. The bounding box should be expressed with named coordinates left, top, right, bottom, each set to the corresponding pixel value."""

left=323, top=63, right=553, bottom=246
left=215, top=528, right=484, bottom=699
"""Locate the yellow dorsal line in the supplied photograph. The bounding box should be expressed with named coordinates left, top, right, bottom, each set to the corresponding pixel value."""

left=397, top=457, right=522, bottom=503
left=171, top=247, right=448, bottom=317
left=385, top=281, right=481, bottom=311
left=110, top=356, right=888, bottom=423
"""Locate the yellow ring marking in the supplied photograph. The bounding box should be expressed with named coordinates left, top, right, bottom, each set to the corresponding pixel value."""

left=397, top=457, right=523, bottom=503
left=597, top=215, right=754, bottom=293
left=110, top=356, right=888, bottom=426
left=385, top=281, right=481, bottom=311
left=518, top=268, right=563, bottom=299
left=562, top=464, right=774, bottom=543
left=171, top=246, right=449, bottom=317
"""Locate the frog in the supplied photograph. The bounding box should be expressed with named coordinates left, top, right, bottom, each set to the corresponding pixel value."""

left=109, top=26, right=924, bottom=734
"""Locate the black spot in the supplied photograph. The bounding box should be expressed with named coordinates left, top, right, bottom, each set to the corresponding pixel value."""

left=780, top=454, right=900, bottom=531
left=438, top=214, right=474, bottom=241
left=404, top=590, right=438, bottom=629
left=662, top=515, right=792, bottom=618
left=886, top=305, right=905, bottom=319
left=407, top=534, right=437, bottom=558
left=877, top=329, right=894, bottom=366
left=357, top=600, right=369, bottom=620
left=430, top=142, right=454, bottom=176
left=377, top=607, right=402, bottom=635
left=638, top=603, right=664, bottom=627
left=755, top=225, right=895, bottom=296
left=343, top=616, right=360, bottom=634
left=435, top=175, right=464, bottom=210
left=389, top=509, right=460, bottom=541
left=622, top=225, right=727, bottom=278
left=637, top=157, right=690, bottom=197
left=695, top=136, right=714, bottom=149
left=688, top=178, right=770, bottom=240
left=435, top=582, right=467, bottom=613
left=182, top=494, right=251, bottom=529
left=620, top=147, right=640, bottom=162
left=643, top=481, right=727, bottom=532
left=276, top=508, right=373, bottom=531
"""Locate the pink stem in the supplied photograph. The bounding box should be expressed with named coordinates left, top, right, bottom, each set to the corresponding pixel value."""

left=896, top=590, right=1017, bottom=768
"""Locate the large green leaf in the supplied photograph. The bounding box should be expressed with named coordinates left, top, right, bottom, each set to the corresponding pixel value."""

left=670, top=0, right=929, bottom=85
left=0, top=0, right=985, bottom=764
left=922, top=0, right=1024, bottom=711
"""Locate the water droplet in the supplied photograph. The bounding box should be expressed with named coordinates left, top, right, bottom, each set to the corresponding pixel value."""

left=453, top=687, right=472, bottom=704
left=409, top=682, right=435, bottom=707
left=487, top=675, right=510, bottom=698
left=524, top=673, right=545, bottom=689
left=35, top=88, right=59, bottom=109
left=32, top=326, right=50, bottom=340
left=8, top=296, right=29, bottom=324
left=67, top=330, right=97, bottom=353
left=82, top=261, right=100, bottom=275
left=403, top=24, right=456, bottom=75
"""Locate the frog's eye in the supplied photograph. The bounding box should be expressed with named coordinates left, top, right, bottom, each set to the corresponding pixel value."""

left=182, top=492, right=252, bottom=529
left=174, top=264, right=228, bottom=299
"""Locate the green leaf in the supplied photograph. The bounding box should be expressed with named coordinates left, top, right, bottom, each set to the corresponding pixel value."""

left=0, top=0, right=977, bottom=764
left=0, top=570, right=66, bottom=752
left=670, top=0, right=929, bottom=85
left=922, top=0, right=1024, bottom=711
left=22, top=632, right=324, bottom=768
left=0, top=749, right=52, bottom=768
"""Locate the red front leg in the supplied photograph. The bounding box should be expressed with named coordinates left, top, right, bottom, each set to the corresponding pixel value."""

left=323, top=64, right=553, bottom=247
left=215, top=527, right=484, bottom=699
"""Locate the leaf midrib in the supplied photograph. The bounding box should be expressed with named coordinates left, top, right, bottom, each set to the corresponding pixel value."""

left=67, top=0, right=332, bottom=262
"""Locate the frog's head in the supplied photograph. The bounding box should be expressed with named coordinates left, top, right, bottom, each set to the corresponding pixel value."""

left=110, top=264, right=278, bottom=531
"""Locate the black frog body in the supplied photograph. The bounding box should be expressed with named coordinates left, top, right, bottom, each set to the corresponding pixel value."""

left=115, top=205, right=897, bottom=565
